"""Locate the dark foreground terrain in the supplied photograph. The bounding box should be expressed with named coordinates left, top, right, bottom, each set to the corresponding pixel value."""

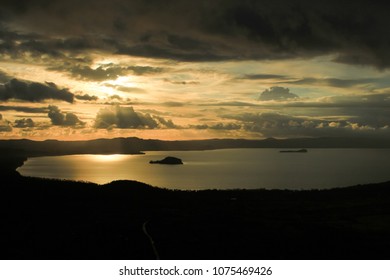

left=2, top=154, right=390, bottom=259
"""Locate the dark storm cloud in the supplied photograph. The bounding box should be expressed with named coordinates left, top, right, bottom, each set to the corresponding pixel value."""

left=0, top=28, right=68, bottom=59
left=2, top=0, right=390, bottom=67
left=0, top=79, right=74, bottom=103
left=0, top=26, right=108, bottom=68
left=259, top=87, right=299, bottom=101
left=116, top=43, right=230, bottom=62
left=14, top=118, right=34, bottom=128
left=48, top=105, right=84, bottom=126
left=94, top=105, right=177, bottom=129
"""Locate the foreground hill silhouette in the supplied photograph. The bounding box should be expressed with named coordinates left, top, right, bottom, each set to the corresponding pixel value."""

left=2, top=160, right=390, bottom=259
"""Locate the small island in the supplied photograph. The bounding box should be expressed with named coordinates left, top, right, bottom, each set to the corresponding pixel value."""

left=280, top=148, right=308, bottom=153
left=149, top=156, right=183, bottom=165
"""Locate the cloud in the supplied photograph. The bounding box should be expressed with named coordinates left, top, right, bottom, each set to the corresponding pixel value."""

left=285, top=93, right=390, bottom=109
left=0, top=23, right=96, bottom=60
left=0, top=70, right=12, bottom=83
left=277, top=93, right=390, bottom=129
left=104, top=84, right=145, bottom=94
left=14, top=118, right=35, bottom=128
left=2, top=1, right=390, bottom=67
left=259, top=87, right=298, bottom=101
left=289, top=77, right=378, bottom=88
left=116, top=41, right=230, bottom=62
left=0, top=114, right=12, bottom=132
left=191, top=122, right=242, bottom=130
left=164, top=78, right=199, bottom=85
left=108, top=95, right=123, bottom=101
left=59, top=65, right=127, bottom=81
left=0, top=105, right=48, bottom=113
left=153, top=115, right=177, bottom=129
left=94, top=105, right=177, bottom=129
left=75, top=94, right=98, bottom=101
left=48, top=105, right=84, bottom=126
left=242, top=74, right=381, bottom=89
left=240, top=74, right=289, bottom=80
left=0, top=79, right=74, bottom=103
left=127, top=66, right=164, bottom=75
left=162, top=101, right=185, bottom=107
left=49, top=63, right=165, bottom=81
left=222, top=111, right=390, bottom=138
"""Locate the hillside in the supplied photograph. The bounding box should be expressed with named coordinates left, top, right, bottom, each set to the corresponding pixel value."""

left=2, top=172, right=390, bottom=259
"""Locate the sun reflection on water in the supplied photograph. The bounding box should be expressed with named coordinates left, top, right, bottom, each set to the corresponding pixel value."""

left=87, top=154, right=127, bottom=162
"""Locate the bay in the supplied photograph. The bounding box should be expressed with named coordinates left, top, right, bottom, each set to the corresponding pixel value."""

left=17, top=149, right=390, bottom=190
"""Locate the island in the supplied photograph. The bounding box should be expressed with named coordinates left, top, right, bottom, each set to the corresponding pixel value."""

left=149, top=156, right=183, bottom=165
left=280, top=148, right=308, bottom=153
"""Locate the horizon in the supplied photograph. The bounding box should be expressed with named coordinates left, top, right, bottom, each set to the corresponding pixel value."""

left=2, top=135, right=390, bottom=143
left=1, top=1, right=390, bottom=141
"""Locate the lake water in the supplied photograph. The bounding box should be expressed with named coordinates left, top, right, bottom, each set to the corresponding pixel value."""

left=17, top=149, right=390, bottom=190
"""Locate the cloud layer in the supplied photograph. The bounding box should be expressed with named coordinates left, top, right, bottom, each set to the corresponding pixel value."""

left=0, top=79, right=74, bottom=103
left=259, top=87, right=298, bottom=101
left=0, top=114, right=12, bottom=132
left=48, top=105, right=84, bottom=126
left=94, top=106, right=176, bottom=129
left=2, top=0, right=390, bottom=67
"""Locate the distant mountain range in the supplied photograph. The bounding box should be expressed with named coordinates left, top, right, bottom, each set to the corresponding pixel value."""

left=1, top=136, right=390, bottom=157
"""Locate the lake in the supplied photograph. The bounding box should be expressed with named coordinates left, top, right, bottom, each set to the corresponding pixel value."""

left=17, top=149, right=390, bottom=190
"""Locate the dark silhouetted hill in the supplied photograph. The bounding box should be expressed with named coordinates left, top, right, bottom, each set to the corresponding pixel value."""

left=2, top=168, right=390, bottom=259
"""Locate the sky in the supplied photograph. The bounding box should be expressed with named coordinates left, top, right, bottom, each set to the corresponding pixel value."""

left=1, top=0, right=390, bottom=140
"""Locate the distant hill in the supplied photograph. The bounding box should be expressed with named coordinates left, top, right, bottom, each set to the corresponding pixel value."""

left=1, top=136, right=390, bottom=157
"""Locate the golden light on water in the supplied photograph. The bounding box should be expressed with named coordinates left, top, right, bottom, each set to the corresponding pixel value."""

left=88, top=154, right=126, bottom=162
